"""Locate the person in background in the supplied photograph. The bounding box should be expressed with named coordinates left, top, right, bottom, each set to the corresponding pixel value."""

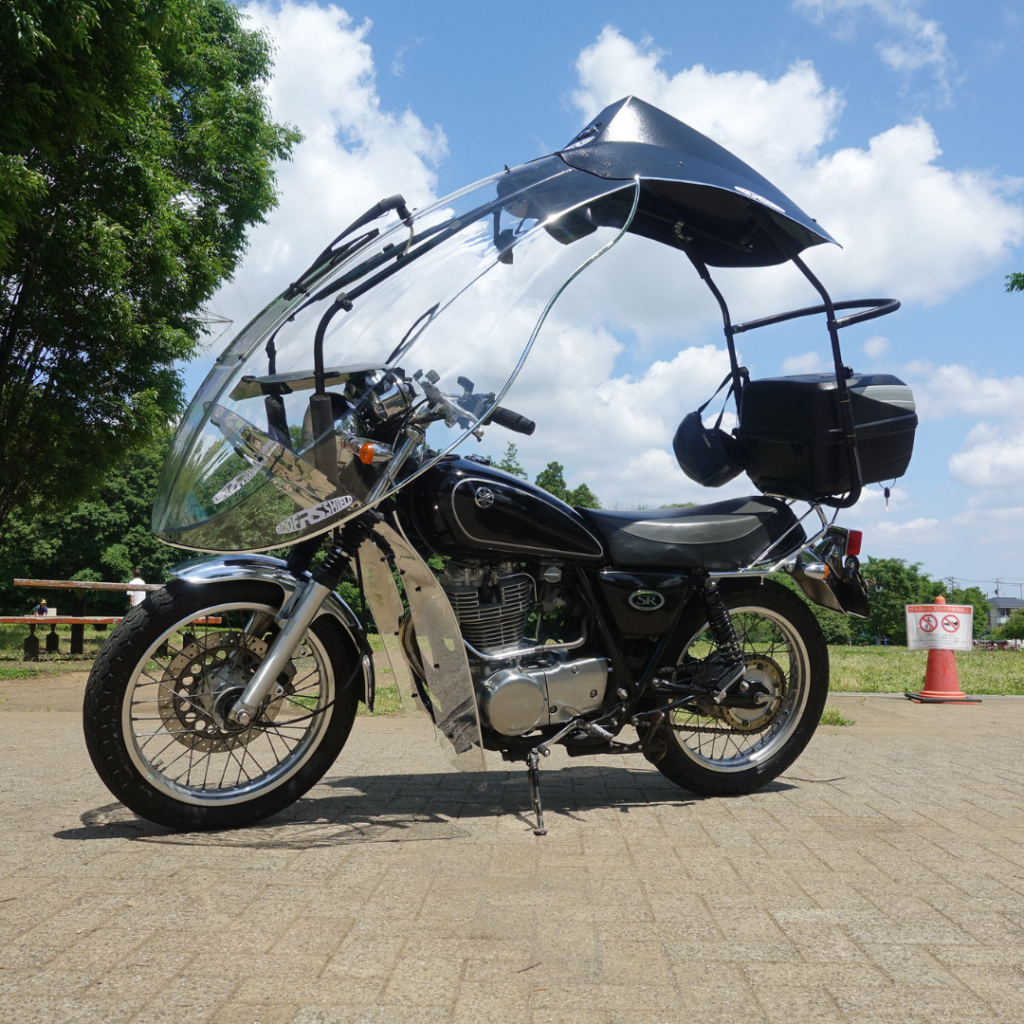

left=127, top=569, right=146, bottom=610
left=32, top=599, right=48, bottom=617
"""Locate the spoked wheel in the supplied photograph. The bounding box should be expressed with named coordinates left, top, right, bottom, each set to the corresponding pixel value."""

left=83, top=580, right=360, bottom=831
left=653, top=579, right=828, bottom=796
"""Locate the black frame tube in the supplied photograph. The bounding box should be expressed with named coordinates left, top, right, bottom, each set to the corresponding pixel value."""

left=687, top=206, right=894, bottom=509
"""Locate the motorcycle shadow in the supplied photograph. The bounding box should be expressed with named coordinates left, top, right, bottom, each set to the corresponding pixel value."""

left=59, top=766, right=794, bottom=848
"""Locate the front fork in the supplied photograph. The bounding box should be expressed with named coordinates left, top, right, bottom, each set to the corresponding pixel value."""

left=227, top=522, right=374, bottom=725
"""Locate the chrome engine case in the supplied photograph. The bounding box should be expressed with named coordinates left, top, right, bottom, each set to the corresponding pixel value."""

left=438, top=561, right=608, bottom=737
left=480, top=657, right=609, bottom=736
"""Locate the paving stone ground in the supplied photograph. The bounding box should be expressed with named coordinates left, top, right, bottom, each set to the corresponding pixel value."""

left=3, top=676, right=1024, bottom=1023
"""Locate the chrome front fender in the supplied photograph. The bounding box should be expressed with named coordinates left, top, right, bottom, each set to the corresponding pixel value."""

left=169, top=553, right=373, bottom=706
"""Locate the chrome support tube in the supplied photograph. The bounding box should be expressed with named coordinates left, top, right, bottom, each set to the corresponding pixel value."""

left=463, top=633, right=586, bottom=663
left=709, top=502, right=833, bottom=580
left=230, top=579, right=334, bottom=723
left=364, top=427, right=423, bottom=504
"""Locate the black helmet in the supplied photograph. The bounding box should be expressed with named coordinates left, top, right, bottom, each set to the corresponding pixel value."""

left=673, top=410, right=745, bottom=487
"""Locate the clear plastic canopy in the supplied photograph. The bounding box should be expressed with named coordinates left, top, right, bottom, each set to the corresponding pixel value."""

left=153, top=158, right=639, bottom=553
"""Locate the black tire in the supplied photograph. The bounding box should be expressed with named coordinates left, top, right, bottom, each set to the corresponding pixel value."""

left=83, top=580, right=360, bottom=831
left=653, top=579, right=828, bottom=796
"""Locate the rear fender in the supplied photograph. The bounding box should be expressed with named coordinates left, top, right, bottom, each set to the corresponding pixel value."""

left=788, top=527, right=870, bottom=619
left=169, top=553, right=373, bottom=707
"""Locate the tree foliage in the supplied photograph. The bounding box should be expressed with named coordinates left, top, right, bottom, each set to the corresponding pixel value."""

left=773, top=560, right=992, bottom=648
left=998, top=608, right=1024, bottom=640
left=771, top=571, right=854, bottom=646
left=0, top=428, right=178, bottom=613
left=534, top=461, right=602, bottom=508
left=494, top=442, right=527, bottom=480
left=0, top=0, right=299, bottom=528
left=1006, top=272, right=1024, bottom=293
left=861, top=558, right=990, bottom=644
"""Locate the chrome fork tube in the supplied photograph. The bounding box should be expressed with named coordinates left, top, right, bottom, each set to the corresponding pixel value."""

left=229, top=579, right=333, bottom=724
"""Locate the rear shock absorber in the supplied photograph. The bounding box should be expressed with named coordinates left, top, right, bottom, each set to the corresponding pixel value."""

left=699, top=572, right=747, bottom=698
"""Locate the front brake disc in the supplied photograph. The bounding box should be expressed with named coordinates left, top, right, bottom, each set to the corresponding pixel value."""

left=157, top=631, right=282, bottom=752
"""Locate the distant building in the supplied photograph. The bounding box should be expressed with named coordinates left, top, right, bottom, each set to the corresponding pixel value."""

left=988, top=596, right=1024, bottom=630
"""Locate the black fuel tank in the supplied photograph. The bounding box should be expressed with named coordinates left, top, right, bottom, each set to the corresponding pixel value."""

left=404, top=457, right=604, bottom=562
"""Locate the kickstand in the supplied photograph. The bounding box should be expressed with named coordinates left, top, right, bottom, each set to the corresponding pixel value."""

left=527, top=748, right=546, bottom=836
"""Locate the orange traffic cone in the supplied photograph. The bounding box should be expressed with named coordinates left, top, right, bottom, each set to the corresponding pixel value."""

left=906, top=596, right=980, bottom=704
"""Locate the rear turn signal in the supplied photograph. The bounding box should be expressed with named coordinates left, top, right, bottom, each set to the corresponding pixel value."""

left=358, top=442, right=375, bottom=465
left=846, top=530, right=863, bottom=558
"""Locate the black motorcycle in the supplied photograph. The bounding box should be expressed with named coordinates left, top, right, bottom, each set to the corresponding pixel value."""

left=83, top=97, right=916, bottom=834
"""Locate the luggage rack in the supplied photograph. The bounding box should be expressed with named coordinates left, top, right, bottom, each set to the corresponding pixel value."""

left=687, top=204, right=901, bottom=510
left=709, top=499, right=833, bottom=580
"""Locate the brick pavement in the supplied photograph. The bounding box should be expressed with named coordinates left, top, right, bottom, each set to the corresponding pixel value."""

left=3, top=690, right=1024, bottom=1023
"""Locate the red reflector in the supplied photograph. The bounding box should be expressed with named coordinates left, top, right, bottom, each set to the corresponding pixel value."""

left=846, top=530, right=862, bottom=558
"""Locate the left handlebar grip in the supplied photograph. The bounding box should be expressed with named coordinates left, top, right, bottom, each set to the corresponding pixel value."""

left=487, top=406, right=536, bottom=435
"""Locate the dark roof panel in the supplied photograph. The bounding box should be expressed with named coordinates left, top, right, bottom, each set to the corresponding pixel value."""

left=559, top=96, right=837, bottom=267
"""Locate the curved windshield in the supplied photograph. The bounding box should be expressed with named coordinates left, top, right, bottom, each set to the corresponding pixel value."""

left=154, top=158, right=639, bottom=553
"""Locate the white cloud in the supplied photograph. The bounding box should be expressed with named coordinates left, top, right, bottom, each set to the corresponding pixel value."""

left=190, top=12, right=1024, bottom=526
left=204, top=2, right=446, bottom=334
left=574, top=36, right=842, bottom=171
left=867, top=515, right=943, bottom=542
left=571, top=29, right=1023, bottom=309
left=794, top=0, right=955, bottom=104
left=782, top=352, right=822, bottom=373
left=902, top=362, right=1024, bottom=420
left=863, top=334, right=889, bottom=357
left=950, top=501, right=1024, bottom=547
left=948, top=423, right=1024, bottom=490
left=507, top=339, right=748, bottom=505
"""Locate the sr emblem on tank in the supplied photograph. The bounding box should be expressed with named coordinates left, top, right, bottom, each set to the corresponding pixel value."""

left=474, top=487, right=495, bottom=509
left=628, top=590, right=665, bottom=611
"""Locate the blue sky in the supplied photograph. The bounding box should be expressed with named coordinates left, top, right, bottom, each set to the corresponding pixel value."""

left=200, top=1, right=1024, bottom=593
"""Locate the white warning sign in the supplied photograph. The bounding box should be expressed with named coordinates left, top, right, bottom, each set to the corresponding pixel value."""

left=906, top=604, right=973, bottom=651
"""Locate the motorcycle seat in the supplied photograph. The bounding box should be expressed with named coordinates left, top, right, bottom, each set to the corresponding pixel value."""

left=576, top=495, right=806, bottom=572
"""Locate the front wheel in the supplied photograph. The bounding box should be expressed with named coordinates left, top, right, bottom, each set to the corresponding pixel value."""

left=83, top=580, right=360, bottom=831
left=652, top=579, right=828, bottom=796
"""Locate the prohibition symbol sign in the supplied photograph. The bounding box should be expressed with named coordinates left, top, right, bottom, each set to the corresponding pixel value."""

left=919, top=614, right=938, bottom=633
left=941, top=614, right=960, bottom=633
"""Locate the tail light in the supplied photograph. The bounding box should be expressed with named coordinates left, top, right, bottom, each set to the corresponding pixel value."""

left=846, top=530, right=862, bottom=558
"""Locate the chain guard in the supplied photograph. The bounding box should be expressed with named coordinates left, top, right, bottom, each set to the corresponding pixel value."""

left=669, top=653, right=786, bottom=735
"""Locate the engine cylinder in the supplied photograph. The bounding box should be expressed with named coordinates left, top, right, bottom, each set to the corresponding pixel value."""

left=440, top=564, right=534, bottom=655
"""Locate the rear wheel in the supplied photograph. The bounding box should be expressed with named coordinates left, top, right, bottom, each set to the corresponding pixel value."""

left=653, top=579, right=828, bottom=796
left=83, top=580, right=360, bottom=831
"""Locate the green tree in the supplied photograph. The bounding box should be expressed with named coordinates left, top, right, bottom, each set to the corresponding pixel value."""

left=862, top=557, right=943, bottom=646
left=535, top=462, right=602, bottom=508
left=0, top=428, right=178, bottom=614
left=998, top=608, right=1024, bottom=640
left=0, top=0, right=300, bottom=528
left=771, top=571, right=854, bottom=646
left=1006, top=273, right=1024, bottom=293
left=535, top=461, right=568, bottom=500
left=567, top=482, right=601, bottom=509
left=494, top=442, right=528, bottom=480
left=948, top=586, right=991, bottom=639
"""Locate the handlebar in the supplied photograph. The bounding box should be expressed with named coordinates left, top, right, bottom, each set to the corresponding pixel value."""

left=730, top=297, right=900, bottom=336
left=485, top=406, right=536, bottom=435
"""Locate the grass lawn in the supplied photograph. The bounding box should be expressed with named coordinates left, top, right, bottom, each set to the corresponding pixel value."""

left=828, top=645, right=1024, bottom=695
left=6, top=624, right=1024, bottom=699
